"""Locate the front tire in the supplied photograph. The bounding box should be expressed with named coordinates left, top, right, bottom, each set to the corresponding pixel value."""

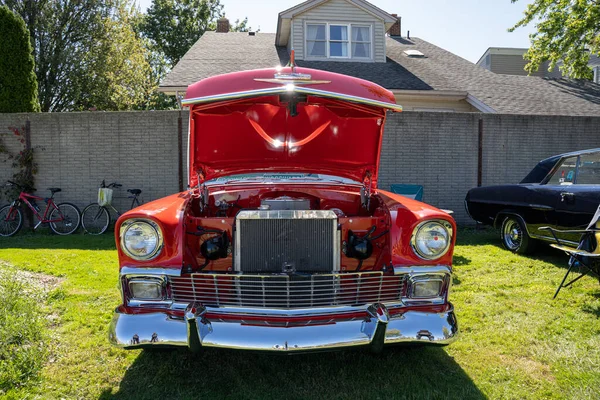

left=0, top=205, right=23, bottom=237
left=82, top=203, right=110, bottom=235
left=49, top=203, right=81, bottom=235
left=500, top=216, right=534, bottom=254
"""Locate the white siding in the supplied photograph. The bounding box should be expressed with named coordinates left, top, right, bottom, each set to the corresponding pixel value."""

left=292, top=0, right=386, bottom=62
left=490, top=54, right=562, bottom=78
left=292, top=18, right=304, bottom=56
left=373, top=21, right=385, bottom=63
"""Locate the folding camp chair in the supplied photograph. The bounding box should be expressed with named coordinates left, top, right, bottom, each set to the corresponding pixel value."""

left=539, top=205, right=600, bottom=299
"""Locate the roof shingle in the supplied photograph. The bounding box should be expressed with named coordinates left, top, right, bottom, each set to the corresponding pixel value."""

left=160, top=31, right=600, bottom=116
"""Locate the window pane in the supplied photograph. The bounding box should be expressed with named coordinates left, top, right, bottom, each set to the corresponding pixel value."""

left=330, top=25, right=348, bottom=41
left=330, top=42, right=348, bottom=57
left=576, top=153, right=600, bottom=184
left=352, top=26, right=370, bottom=42
left=547, top=156, right=578, bottom=185
left=307, top=24, right=326, bottom=40
left=307, top=40, right=326, bottom=57
left=352, top=42, right=370, bottom=58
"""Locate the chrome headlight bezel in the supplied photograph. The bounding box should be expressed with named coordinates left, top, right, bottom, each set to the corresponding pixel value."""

left=410, top=220, right=453, bottom=260
left=120, top=219, right=164, bottom=261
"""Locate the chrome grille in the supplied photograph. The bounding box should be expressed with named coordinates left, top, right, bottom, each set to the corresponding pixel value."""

left=234, top=210, right=339, bottom=273
left=170, top=272, right=405, bottom=309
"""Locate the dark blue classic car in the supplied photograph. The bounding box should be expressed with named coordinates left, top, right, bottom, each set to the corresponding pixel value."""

left=465, top=149, right=600, bottom=253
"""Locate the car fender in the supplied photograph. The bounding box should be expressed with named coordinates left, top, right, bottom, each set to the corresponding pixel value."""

left=494, top=210, right=530, bottom=235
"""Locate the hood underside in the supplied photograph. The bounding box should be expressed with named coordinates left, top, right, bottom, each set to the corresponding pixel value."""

left=185, top=67, right=401, bottom=188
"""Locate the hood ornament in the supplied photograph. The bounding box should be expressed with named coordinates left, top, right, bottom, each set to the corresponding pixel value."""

left=254, top=50, right=331, bottom=86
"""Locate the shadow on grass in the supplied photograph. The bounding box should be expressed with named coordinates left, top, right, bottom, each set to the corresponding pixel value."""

left=0, top=232, right=115, bottom=251
left=100, top=346, right=484, bottom=400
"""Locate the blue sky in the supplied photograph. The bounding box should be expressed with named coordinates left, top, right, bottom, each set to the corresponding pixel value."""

left=136, top=0, right=536, bottom=63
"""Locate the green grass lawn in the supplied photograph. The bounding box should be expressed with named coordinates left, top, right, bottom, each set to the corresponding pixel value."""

left=0, top=229, right=599, bottom=399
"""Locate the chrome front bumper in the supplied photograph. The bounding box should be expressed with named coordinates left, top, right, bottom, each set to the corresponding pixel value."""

left=108, top=303, right=458, bottom=353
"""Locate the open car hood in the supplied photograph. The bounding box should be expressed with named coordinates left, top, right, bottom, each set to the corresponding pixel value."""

left=183, top=67, right=402, bottom=188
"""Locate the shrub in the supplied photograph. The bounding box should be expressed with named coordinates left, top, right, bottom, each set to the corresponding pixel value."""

left=0, top=268, right=47, bottom=392
left=0, top=6, right=40, bottom=113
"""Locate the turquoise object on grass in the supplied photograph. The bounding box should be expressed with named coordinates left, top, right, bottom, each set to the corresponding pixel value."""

left=390, top=184, right=424, bottom=201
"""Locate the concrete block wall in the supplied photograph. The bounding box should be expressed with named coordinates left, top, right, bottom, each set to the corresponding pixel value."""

left=1, top=110, right=600, bottom=226
left=481, top=115, right=600, bottom=186
left=0, top=111, right=189, bottom=216
left=379, top=112, right=480, bottom=224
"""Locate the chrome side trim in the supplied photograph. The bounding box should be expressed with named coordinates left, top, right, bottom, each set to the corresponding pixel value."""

left=393, top=265, right=452, bottom=275
left=202, top=303, right=404, bottom=317
left=120, top=267, right=181, bottom=277
left=181, top=85, right=404, bottom=112
left=108, top=303, right=457, bottom=351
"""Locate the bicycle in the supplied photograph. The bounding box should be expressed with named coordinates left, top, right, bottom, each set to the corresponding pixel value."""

left=81, top=181, right=142, bottom=235
left=0, top=181, right=81, bottom=237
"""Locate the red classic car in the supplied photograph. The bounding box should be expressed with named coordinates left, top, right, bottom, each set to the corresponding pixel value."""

left=108, top=65, right=458, bottom=353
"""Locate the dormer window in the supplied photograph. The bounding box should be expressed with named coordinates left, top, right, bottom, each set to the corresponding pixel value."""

left=305, top=23, right=372, bottom=60
left=329, top=25, right=349, bottom=57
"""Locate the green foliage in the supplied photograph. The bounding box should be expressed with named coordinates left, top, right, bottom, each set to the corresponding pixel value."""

left=0, top=126, right=38, bottom=201
left=76, top=0, right=153, bottom=111
left=0, top=266, right=48, bottom=393
left=0, top=6, right=39, bottom=113
left=510, top=0, right=600, bottom=79
left=141, top=0, right=224, bottom=66
left=231, top=17, right=257, bottom=33
left=1, top=0, right=156, bottom=111
left=1, top=0, right=108, bottom=111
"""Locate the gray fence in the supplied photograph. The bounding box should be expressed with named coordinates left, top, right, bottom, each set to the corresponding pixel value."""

left=1, top=110, right=600, bottom=225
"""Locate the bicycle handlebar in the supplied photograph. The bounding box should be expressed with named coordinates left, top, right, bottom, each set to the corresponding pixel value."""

left=99, top=180, right=122, bottom=189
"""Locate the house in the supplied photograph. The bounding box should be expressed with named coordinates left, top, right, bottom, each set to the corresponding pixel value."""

left=477, top=47, right=600, bottom=84
left=476, top=47, right=561, bottom=78
left=159, top=0, right=600, bottom=116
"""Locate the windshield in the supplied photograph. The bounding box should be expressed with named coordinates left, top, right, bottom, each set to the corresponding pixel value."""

left=204, top=173, right=361, bottom=186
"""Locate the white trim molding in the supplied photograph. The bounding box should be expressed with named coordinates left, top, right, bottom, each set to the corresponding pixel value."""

left=466, top=94, right=496, bottom=113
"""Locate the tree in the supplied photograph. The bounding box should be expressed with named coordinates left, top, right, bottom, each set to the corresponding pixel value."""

left=231, top=17, right=251, bottom=32
left=141, top=0, right=224, bottom=66
left=0, top=6, right=39, bottom=112
left=1, top=0, right=154, bottom=111
left=1, top=0, right=108, bottom=111
left=76, top=0, right=153, bottom=111
left=510, top=0, right=600, bottom=79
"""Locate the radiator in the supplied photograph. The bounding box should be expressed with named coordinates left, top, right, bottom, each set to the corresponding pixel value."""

left=234, top=210, right=340, bottom=273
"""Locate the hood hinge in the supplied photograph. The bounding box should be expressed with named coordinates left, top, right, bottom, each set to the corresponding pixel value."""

left=361, top=171, right=373, bottom=210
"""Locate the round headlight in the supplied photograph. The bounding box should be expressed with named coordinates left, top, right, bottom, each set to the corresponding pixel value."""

left=411, top=220, right=452, bottom=260
left=120, top=219, right=163, bottom=260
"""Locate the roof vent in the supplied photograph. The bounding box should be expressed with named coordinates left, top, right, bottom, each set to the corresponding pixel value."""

left=248, top=31, right=256, bottom=36
left=404, top=49, right=425, bottom=58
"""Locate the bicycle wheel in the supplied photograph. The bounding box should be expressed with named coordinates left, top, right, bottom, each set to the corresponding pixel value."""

left=0, top=205, right=23, bottom=237
left=81, top=203, right=110, bottom=235
left=49, top=202, right=81, bottom=235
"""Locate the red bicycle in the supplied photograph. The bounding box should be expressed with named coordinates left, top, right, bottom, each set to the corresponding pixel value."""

left=0, top=181, right=81, bottom=237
